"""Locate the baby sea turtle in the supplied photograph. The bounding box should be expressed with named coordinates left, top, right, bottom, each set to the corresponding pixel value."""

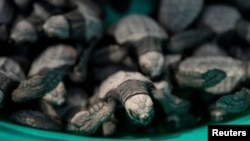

left=175, top=56, right=249, bottom=95
left=158, top=0, right=204, bottom=33
left=10, top=0, right=71, bottom=45
left=0, top=57, right=26, bottom=104
left=12, top=44, right=77, bottom=103
left=66, top=70, right=171, bottom=135
left=10, top=13, right=44, bottom=45
left=111, top=14, right=168, bottom=79
left=199, top=4, right=241, bottom=35
left=43, top=0, right=102, bottom=42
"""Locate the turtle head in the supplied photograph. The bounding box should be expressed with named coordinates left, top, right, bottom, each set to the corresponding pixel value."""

left=124, top=94, right=154, bottom=125
left=43, top=15, right=69, bottom=39
left=139, top=51, right=164, bottom=79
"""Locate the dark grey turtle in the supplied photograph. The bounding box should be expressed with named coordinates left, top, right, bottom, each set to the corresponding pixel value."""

left=9, top=109, right=62, bottom=131
left=43, top=0, right=102, bottom=42
left=0, top=57, right=26, bottom=104
left=10, top=13, right=44, bottom=45
left=66, top=71, right=164, bottom=135
left=192, top=43, right=228, bottom=57
left=112, top=14, right=168, bottom=79
left=166, top=28, right=214, bottom=53
left=199, top=4, right=241, bottom=34
left=175, top=56, right=249, bottom=95
left=158, top=0, right=204, bottom=33
left=12, top=44, right=77, bottom=103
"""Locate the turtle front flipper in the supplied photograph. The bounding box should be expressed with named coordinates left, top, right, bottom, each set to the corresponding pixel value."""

left=152, top=81, right=191, bottom=115
left=201, top=69, right=227, bottom=88
left=12, top=67, right=66, bottom=103
left=176, top=68, right=226, bottom=89
left=216, top=88, right=250, bottom=114
left=65, top=99, right=116, bottom=135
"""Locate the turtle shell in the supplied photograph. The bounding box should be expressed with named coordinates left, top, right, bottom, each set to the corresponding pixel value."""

left=0, top=57, right=26, bottom=82
left=28, top=44, right=77, bottom=76
left=74, top=0, right=103, bottom=42
left=98, top=71, right=151, bottom=100
left=177, top=56, right=245, bottom=94
left=113, top=14, right=167, bottom=44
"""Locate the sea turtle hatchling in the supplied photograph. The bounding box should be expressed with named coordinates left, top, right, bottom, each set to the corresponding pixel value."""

left=0, top=57, right=26, bottom=104
left=175, top=56, right=250, bottom=95
left=111, top=14, right=168, bottom=79
left=12, top=44, right=77, bottom=103
left=42, top=0, right=102, bottom=42
left=65, top=70, right=172, bottom=135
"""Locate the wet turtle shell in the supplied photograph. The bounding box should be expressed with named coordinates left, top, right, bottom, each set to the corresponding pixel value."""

left=176, top=56, right=245, bottom=94
left=28, top=44, right=77, bottom=76
left=113, top=14, right=167, bottom=45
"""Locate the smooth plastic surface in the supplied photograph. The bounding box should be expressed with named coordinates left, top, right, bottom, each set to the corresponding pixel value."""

left=0, top=111, right=250, bottom=141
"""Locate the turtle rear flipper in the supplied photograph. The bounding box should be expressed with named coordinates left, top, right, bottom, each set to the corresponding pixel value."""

left=66, top=100, right=116, bottom=135
left=12, top=67, right=66, bottom=103
left=202, top=69, right=226, bottom=88
left=216, top=88, right=250, bottom=113
left=100, top=115, right=117, bottom=136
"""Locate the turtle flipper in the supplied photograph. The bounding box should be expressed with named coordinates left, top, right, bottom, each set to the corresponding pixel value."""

left=100, top=115, right=117, bottom=136
left=66, top=100, right=116, bottom=135
left=12, top=67, right=66, bottom=103
left=152, top=81, right=190, bottom=115
left=201, top=68, right=226, bottom=88
left=216, top=88, right=250, bottom=113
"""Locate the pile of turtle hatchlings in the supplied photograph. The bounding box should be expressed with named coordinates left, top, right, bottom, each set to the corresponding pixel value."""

left=1, top=0, right=250, bottom=138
